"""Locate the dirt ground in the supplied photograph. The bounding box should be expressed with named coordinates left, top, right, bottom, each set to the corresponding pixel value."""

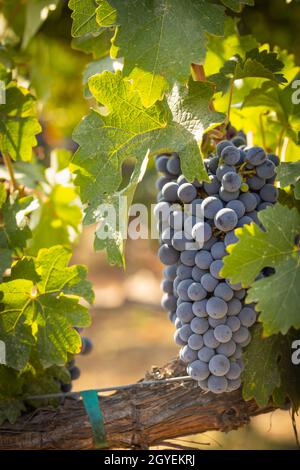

left=73, top=228, right=300, bottom=450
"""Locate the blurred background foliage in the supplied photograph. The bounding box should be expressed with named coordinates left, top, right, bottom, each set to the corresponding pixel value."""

left=0, top=0, right=300, bottom=449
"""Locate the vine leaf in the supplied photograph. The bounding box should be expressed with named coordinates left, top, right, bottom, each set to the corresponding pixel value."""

left=0, top=195, right=38, bottom=279
left=69, top=0, right=100, bottom=37
left=28, top=150, right=82, bottom=255
left=0, top=83, right=41, bottom=161
left=242, top=324, right=281, bottom=407
left=0, top=399, right=26, bottom=426
left=247, top=257, right=300, bottom=335
left=277, top=161, right=300, bottom=199
left=0, top=246, right=93, bottom=370
left=91, top=154, right=149, bottom=266
left=0, top=364, right=71, bottom=425
left=243, top=73, right=300, bottom=145
left=221, top=204, right=300, bottom=335
left=209, top=48, right=287, bottom=94
left=242, top=325, right=300, bottom=409
left=96, top=0, right=225, bottom=102
left=71, top=70, right=224, bottom=206
left=273, top=330, right=300, bottom=410
left=71, top=71, right=224, bottom=265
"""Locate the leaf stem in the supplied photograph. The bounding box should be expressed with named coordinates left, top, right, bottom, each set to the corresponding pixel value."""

left=276, top=128, right=285, bottom=157
left=226, top=77, right=234, bottom=124
left=191, top=63, right=206, bottom=81
left=3, top=153, right=18, bottom=192
left=259, top=113, right=267, bottom=149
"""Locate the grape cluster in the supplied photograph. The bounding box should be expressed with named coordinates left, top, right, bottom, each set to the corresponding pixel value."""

left=155, top=137, right=278, bottom=394
left=61, top=333, right=93, bottom=393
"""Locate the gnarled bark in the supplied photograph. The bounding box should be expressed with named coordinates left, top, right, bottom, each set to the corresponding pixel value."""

left=0, top=359, right=276, bottom=450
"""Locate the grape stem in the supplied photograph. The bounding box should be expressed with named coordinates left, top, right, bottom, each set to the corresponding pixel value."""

left=226, top=77, right=234, bottom=125
left=259, top=113, right=267, bottom=150
left=276, top=128, right=285, bottom=156
left=191, top=63, right=216, bottom=112
left=3, top=153, right=18, bottom=192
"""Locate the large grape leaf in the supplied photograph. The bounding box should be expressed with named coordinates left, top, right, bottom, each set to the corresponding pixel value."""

left=0, top=83, right=41, bottom=161
left=0, top=246, right=93, bottom=370
left=71, top=70, right=224, bottom=206
left=69, top=0, right=100, bottom=36
left=277, top=161, right=300, bottom=200
left=71, top=71, right=224, bottom=265
left=242, top=325, right=282, bottom=407
left=222, top=204, right=300, bottom=335
left=96, top=0, right=225, bottom=104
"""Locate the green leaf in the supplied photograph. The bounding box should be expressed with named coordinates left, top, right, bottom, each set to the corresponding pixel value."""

left=273, top=329, right=300, bottom=410
left=29, top=185, right=82, bottom=254
left=0, top=83, right=41, bottom=161
left=71, top=71, right=224, bottom=212
left=243, top=73, right=300, bottom=145
left=0, top=399, right=25, bottom=425
left=96, top=0, right=225, bottom=102
left=247, top=257, right=300, bottom=335
left=242, top=324, right=281, bottom=407
left=222, top=204, right=300, bottom=285
left=277, top=161, right=300, bottom=199
left=69, top=0, right=101, bottom=37
left=22, top=0, right=60, bottom=49
left=0, top=195, right=36, bottom=254
left=242, top=325, right=300, bottom=409
left=71, top=28, right=113, bottom=58
left=295, top=180, right=300, bottom=199
left=220, top=0, right=254, bottom=12
left=0, top=246, right=93, bottom=370
left=82, top=56, right=123, bottom=98
left=222, top=204, right=300, bottom=335
left=0, top=363, right=71, bottom=423
left=92, top=154, right=149, bottom=266
left=71, top=72, right=224, bottom=266
left=209, top=47, right=287, bottom=94
left=23, top=364, right=71, bottom=408
left=34, top=245, right=93, bottom=303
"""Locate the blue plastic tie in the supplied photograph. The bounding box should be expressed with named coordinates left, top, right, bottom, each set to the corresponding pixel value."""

left=81, top=390, right=107, bottom=449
